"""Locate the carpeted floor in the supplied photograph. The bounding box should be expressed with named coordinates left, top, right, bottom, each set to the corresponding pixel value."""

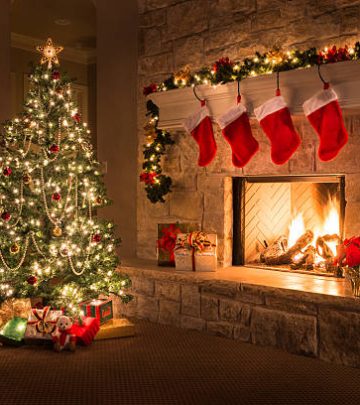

left=0, top=320, right=359, bottom=405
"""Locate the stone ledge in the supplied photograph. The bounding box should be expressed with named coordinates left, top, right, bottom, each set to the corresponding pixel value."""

left=119, top=260, right=360, bottom=312
left=118, top=260, right=360, bottom=367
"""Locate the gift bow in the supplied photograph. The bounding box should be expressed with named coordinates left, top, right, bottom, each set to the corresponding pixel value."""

left=157, top=224, right=182, bottom=262
left=175, top=231, right=215, bottom=252
left=175, top=232, right=215, bottom=271
left=28, top=306, right=57, bottom=335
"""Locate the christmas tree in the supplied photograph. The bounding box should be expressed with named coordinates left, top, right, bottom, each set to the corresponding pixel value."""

left=0, top=39, right=132, bottom=314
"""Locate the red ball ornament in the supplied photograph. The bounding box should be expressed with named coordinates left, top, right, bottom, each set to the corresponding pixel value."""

left=27, top=276, right=37, bottom=285
left=72, top=113, right=81, bottom=123
left=1, top=212, right=11, bottom=222
left=92, top=233, right=102, bottom=243
left=52, top=71, right=60, bottom=80
left=51, top=192, right=61, bottom=201
left=49, top=144, right=60, bottom=153
left=3, top=167, right=12, bottom=176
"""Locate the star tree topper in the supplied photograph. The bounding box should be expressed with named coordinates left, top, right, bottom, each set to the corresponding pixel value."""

left=36, top=38, right=64, bottom=68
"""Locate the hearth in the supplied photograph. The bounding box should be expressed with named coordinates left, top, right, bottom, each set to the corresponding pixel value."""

left=232, top=176, right=346, bottom=277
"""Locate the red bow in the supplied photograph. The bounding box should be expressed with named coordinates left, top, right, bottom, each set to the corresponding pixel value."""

left=157, top=224, right=181, bottom=262
left=140, top=172, right=157, bottom=185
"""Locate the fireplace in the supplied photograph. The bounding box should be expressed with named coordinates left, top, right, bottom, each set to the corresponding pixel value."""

left=232, top=175, right=346, bottom=276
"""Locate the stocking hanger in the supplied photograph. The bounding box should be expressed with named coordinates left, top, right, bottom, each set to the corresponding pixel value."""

left=237, top=79, right=241, bottom=103
left=192, top=85, right=205, bottom=104
left=276, top=71, right=281, bottom=96
left=317, top=64, right=329, bottom=88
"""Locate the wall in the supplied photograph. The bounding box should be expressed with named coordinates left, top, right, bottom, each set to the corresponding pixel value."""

left=97, top=1, right=138, bottom=259
left=137, top=0, right=360, bottom=263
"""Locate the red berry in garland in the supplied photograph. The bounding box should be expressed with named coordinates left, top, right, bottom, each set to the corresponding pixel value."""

left=27, top=276, right=37, bottom=285
left=3, top=167, right=12, bottom=176
left=1, top=212, right=11, bottom=222
left=51, top=192, right=61, bottom=201
left=52, top=70, right=60, bottom=80
left=49, top=144, right=60, bottom=153
left=92, top=233, right=102, bottom=243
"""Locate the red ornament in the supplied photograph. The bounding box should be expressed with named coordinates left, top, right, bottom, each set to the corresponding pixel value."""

left=51, top=192, right=61, bottom=201
left=72, top=113, right=81, bottom=123
left=139, top=171, right=157, bottom=185
left=49, top=144, right=60, bottom=153
left=143, top=83, right=157, bottom=96
left=52, top=71, right=60, bottom=80
left=27, top=276, right=38, bottom=285
left=3, top=167, right=12, bottom=176
left=92, top=234, right=102, bottom=243
left=1, top=212, right=11, bottom=222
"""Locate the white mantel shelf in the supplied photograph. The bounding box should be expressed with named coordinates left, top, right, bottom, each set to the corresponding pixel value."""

left=149, top=60, right=360, bottom=130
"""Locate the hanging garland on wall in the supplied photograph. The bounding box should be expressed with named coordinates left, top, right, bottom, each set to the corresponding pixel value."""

left=140, top=100, right=174, bottom=203
left=141, top=42, right=360, bottom=203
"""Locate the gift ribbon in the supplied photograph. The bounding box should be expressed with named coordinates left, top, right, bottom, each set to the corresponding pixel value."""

left=175, top=232, right=215, bottom=271
left=27, top=306, right=57, bottom=335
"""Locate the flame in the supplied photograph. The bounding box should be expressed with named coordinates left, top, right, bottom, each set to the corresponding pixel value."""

left=287, top=197, right=340, bottom=257
left=288, top=212, right=305, bottom=248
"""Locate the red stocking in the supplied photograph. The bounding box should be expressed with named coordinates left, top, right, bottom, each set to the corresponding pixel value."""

left=183, top=102, right=217, bottom=167
left=303, top=84, right=348, bottom=161
left=254, top=91, right=301, bottom=165
left=217, top=98, right=259, bottom=168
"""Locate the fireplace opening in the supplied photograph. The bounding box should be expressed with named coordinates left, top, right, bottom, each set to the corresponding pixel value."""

left=232, top=176, right=346, bottom=277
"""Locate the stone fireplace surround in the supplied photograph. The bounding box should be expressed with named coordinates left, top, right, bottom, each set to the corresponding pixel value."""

left=128, top=61, right=360, bottom=367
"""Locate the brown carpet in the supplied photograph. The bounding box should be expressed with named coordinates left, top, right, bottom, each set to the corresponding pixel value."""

left=0, top=320, right=359, bottom=405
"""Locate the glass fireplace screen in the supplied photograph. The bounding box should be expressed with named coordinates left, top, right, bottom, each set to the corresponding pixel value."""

left=232, top=176, right=345, bottom=276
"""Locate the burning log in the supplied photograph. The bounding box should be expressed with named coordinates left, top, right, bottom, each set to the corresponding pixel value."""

left=316, top=234, right=340, bottom=260
left=263, top=230, right=314, bottom=265
left=290, top=245, right=316, bottom=270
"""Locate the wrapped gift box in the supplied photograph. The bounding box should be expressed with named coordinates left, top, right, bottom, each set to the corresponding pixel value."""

left=157, top=223, right=199, bottom=266
left=0, top=298, right=32, bottom=329
left=175, top=232, right=217, bottom=272
left=94, top=318, right=135, bottom=341
left=80, top=298, right=113, bottom=325
left=0, top=317, right=28, bottom=346
left=24, top=306, right=62, bottom=344
left=71, top=317, right=100, bottom=346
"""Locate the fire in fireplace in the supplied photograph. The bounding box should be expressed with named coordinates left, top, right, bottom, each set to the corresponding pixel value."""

left=232, top=176, right=346, bottom=277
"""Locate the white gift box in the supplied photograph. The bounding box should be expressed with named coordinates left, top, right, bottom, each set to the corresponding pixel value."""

left=174, top=232, right=217, bottom=272
left=25, top=306, right=63, bottom=342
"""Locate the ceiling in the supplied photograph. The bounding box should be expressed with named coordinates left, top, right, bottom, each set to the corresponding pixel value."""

left=11, top=0, right=96, bottom=51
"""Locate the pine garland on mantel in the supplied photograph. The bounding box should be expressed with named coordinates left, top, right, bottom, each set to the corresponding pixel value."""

left=141, top=42, right=360, bottom=204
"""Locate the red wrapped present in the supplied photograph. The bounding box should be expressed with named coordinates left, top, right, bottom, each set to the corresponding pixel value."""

left=79, top=298, right=113, bottom=325
left=157, top=223, right=199, bottom=266
left=71, top=317, right=100, bottom=346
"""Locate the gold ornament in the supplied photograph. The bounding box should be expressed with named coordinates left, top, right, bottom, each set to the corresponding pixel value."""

left=53, top=226, right=62, bottom=237
left=9, top=243, right=20, bottom=255
left=174, top=65, right=191, bottom=86
left=23, top=173, right=32, bottom=185
left=36, top=38, right=64, bottom=68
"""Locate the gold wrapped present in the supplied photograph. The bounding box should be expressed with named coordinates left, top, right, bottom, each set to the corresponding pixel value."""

left=94, top=318, right=135, bottom=341
left=174, top=232, right=217, bottom=272
left=0, top=298, right=32, bottom=328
